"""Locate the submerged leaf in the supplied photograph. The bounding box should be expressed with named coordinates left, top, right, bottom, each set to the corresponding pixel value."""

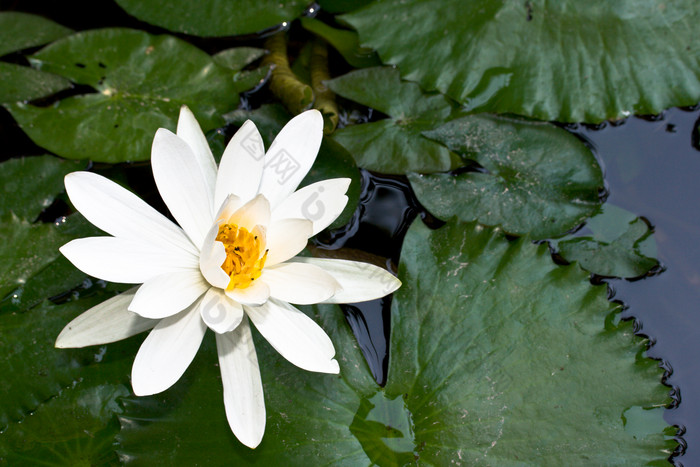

left=410, top=114, right=604, bottom=238
left=343, top=0, right=700, bottom=122
left=6, top=28, right=238, bottom=163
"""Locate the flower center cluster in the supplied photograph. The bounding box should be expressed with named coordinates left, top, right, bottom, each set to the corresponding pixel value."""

left=216, top=223, right=268, bottom=290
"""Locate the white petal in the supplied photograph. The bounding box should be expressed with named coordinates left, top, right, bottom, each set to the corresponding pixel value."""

left=270, top=178, right=350, bottom=236
left=262, top=262, right=340, bottom=305
left=244, top=298, right=339, bottom=374
left=56, top=288, right=157, bottom=348
left=216, top=317, right=265, bottom=448
left=258, top=110, right=324, bottom=208
left=128, top=270, right=210, bottom=319
left=199, top=222, right=230, bottom=289
left=290, top=257, right=401, bottom=303
left=264, top=218, right=312, bottom=266
left=215, top=194, right=243, bottom=222
left=226, top=279, right=270, bottom=307
left=64, top=171, right=197, bottom=256
left=60, top=237, right=199, bottom=284
left=151, top=128, right=215, bottom=249
left=227, top=194, right=270, bottom=231
left=176, top=105, right=218, bottom=198
left=199, top=287, right=244, bottom=334
left=215, top=120, right=265, bottom=208
left=131, top=303, right=207, bottom=396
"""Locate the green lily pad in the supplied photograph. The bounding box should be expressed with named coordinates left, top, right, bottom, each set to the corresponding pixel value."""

left=409, top=114, right=604, bottom=238
left=0, top=212, right=97, bottom=306
left=343, top=0, right=700, bottom=122
left=0, top=12, right=73, bottom=57
left=115, top=218, right=673, bottom=464
left=0, top=62, right=72, bottom=104
left=381, top=218, right=673, bottom=463
left=0, top=155, right=83, bottom=220
left=300, top=17, right=380, bottom=69
left=225, top=103, right=360, bottom=229
left=0, top=290, right=141, bottom=463
left=5, top=28, right=238, bottom=163
left=114, top=0, right=308, bottom=37
left=553, top=204, right=659, bottom=278
left=317, top=0, right=375, bottom=13
left=213, top=47, right=267, bottom=71
left=0, top=156, right=96, bottom=309
left=327, top=67, right=461, bottom=173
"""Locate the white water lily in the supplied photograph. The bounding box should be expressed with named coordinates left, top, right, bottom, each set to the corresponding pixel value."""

left=56, top=106, right=400, bottom=448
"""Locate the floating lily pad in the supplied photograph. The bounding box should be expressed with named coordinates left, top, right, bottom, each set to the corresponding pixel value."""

left=317, top=0, right=375, bottom=13
left=0, top=290, right=140, bottom=462
left=327, top=67, right=461, bottom=173
left=409, top=114, right=604, bottom=238
left=300, top=17, right=380, bottom=69
left=115, top=218, right=674, bottom=463
left=213, top=47, right=266, bottom=71
left=343, top=0, right=700, bottom=122
left=0, top=62, right=72, bottom=104
left=6, top=28, right=238, bottom=163
left=381, top=218, right=674, bottom=463
left=553, top=204, right=659, bottom=278
left=0, top=156, right=96, bottom=309
left=114, top=0, right=308, bottom=36
left=0, top=12, right=72, bottom=57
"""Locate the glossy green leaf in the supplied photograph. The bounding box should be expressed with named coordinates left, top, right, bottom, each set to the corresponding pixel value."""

left=327, top=67, right=461, bottom=173
left=0, top=213, right=96, bottom=305
left=233, top=65, right=272, bottom=94
left=300, top=17, right=380, bottom=69
left=226, top=103, right=360, bottom=229
left=0, top=156, right=96, bottom=310
left=317, top=0, right=375, bottom=13
left=0, top=12, right=72, bottom=57
left=213, top=47, right=266, bottom=71
left=343, top=0, right=700, bottom=122
left=553, top=204, right=659, bottom=278
left=0, top=155, right=83, bottom=220
left=116, top=219, right=673, bottom=464
left=0, top=62, right=71, bottom=104
left=6, top=28, right=238, bottom=163
left=381, top=218, right=674, bottom=464
left=409, top=115, right=604, bottom=238
left=114, top=0, right=308, bottom=36
left=0, top=290, right=140, bottom=463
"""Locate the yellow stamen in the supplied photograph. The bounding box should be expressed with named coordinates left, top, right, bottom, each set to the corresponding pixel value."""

left=216, top=223, right=268, bottom=290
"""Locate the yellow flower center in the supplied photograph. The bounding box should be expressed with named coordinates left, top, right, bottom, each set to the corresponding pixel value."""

left=215, top=223, right=268, bottom=290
